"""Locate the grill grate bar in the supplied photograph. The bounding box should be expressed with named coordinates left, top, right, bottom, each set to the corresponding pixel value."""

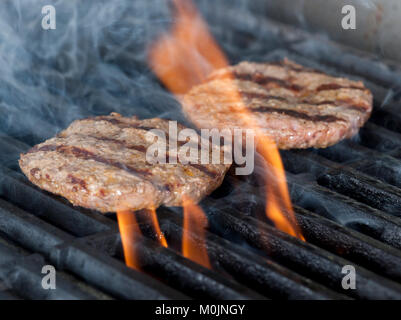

left=156, top=209, right=345, bottom=300
left=0, top=250, right=95, bottom=300
left=87, top=231, right=266, bottom=300
left=281, top=151, right=401, bottom=217
left=0, top=201, right=187, bottom=299
left=51, top=240, right=188, bottom=300
left=294, top=206, right=401, bottom=282
left=359, top=123, right=401, bottom=153
left=0, top=166, right=112, bottom=237
left=349, top=158, right=401, bottom=190
left=287, top=173, right=401, bottom=250
left=0, top=199, right=72, bottom=254
left=205, top=204, right=401, bottom=300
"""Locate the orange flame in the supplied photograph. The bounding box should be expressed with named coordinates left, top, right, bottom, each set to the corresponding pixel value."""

left=148, top=0, right=304, bottom=240
left=257, top=136, right=304, bottom=239
left=182, top=195, right=211, bottom=269
left=117, top=208, right=168, bottom=270
left=141, top=207, right=168, bottom=248
left=116, top=210, right=142, bottom=270
left=149, top=0, right=227, bottom=94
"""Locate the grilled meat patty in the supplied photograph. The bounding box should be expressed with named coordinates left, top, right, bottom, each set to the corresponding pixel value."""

left=19, top=113, right=230, bottom=213
left=182, top=59, right=373, bottom=149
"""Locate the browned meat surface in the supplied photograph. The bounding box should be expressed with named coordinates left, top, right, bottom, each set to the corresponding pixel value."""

left=19, top=113, right=230, bottom=213
left=182, top=59, right=373, bottom=149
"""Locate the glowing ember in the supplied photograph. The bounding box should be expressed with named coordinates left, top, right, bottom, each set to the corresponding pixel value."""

left=148, top=0, right=304, bottom=240
left=182, top=195, right=211, bottom=269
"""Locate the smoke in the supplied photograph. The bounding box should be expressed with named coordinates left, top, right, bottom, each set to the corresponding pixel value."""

left=0, top=0, right=275, bottom=145
left=0, top=0, right=187, bottom=142
left=353, top=0, right=377, bottom=10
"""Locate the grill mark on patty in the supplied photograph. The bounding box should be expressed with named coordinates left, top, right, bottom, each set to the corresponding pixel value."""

left=186, top=163, right=219, bottom=178
left=86, top=134, right=219, bottom=178
left=265, top=61, right=324, bottom=74
left=209, top=72, right=303, bottom=91
left=28, top=144, right=151, bottom=176
left=233, top=72, right=303, bottom=91
left=164, top=151, right=219, bottom=178
left=240, top=91, right=369, bottom=111
left=251, top=106, right=343, bottom=123
left=92, top=118, right=222, bottom=175
left=311, top=99, right=368, bottom=111
left=86, top=135, right=147, bottom=153
left=90, top=116, right=216, bottom=151
left=91, top=117, right=180, bottom=145
left=240, top=92, right=289, bottom=102
left=211, top=70, right=364, bottom=94
left=25, top=144, right=174, bottom=192
left=28, top=144, right=59, bottom=153
left=73, top=119, right=222, bottom=179
left=28, top=140, right=219, bottom=181
left=316, top=83, right=366, bottom=92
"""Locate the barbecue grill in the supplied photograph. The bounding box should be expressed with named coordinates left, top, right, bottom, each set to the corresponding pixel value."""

left=1, top=0, right=401, bottom=300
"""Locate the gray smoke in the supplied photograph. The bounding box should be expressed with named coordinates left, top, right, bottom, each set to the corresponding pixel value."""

left=0, top=0, right=271, bottom=144
left=0, top=0, right=184, bottom=143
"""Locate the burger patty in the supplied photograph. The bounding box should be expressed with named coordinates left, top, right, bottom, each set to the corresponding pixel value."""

left=182, top=59, right=373, bottom=149
left=19, top=113, right=230, bottom=213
